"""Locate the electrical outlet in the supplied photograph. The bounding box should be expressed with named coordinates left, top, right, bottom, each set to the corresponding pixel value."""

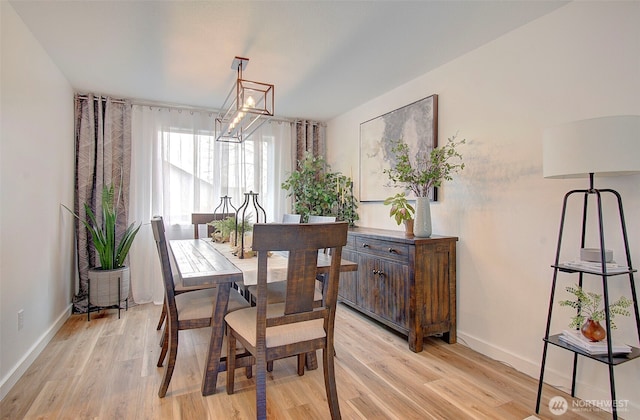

left=18, top=310, right=24, bottom=331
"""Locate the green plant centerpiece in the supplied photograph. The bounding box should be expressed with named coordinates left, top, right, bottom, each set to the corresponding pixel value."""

left=64, top=183, right=141, bottom=310
left=281, top=152, right=358, bottom=225
left=559, top=285, right=632, bottom=341
left=208, top=215, right=253, bottom=243
left=383, top=134, right=465, bottom=237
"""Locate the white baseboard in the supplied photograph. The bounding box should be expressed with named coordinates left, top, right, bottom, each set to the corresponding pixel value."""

left=457, top=330, right=640, bottom=416
left=0, top=303, right=72, bottom=401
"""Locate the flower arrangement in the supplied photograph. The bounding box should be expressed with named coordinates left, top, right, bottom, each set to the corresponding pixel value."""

left=383, top=134, right=466, bottom=197
left=559, top=285, right=632, bottom=330
left=383, top=192, right=414, bottom=225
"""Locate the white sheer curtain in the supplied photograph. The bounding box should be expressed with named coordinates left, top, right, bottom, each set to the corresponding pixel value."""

left=128, top=105, right=293, bottom=304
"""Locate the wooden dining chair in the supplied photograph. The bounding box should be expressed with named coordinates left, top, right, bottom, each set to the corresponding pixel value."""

left=225, top=222, right=348, bottom=420
left=151, top=216, right=251, bottom=398
left=192, top=212, right=235, bottom=239
left=155, top=212, right=235, bottom=331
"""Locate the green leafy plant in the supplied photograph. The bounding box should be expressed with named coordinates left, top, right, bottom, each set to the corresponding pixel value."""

left=209, top=215, right=253, bottom=243
left=281, top=152, right=359, bottom=225
left=559, top=285, right=632, bottom=329
left=383, top=134, right=466, bottom=197
left=383, top=192, right=414, bottom=225
left=64, top=184, right=141, bottom=270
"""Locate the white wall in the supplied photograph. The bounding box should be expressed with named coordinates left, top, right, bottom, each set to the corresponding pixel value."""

left=327, top=1, right=640, bottom=416
left=0, top=2, right=75, bottom=399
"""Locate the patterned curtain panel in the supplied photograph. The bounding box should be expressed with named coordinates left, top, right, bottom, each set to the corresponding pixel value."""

left=73, top=94, right=132, bottom=313
left=294, top=120, right=325, bottom=162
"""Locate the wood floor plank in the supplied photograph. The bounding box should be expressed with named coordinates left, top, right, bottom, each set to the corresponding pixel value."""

left=0, top=302, right=620, bottom=419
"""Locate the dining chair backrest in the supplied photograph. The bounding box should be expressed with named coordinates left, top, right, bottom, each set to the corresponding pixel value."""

left=253, top=222, right=347, bottom=315
left=192, top=212, right=234, bottom=239
left=151, top=216, right=177, bottom=302
left=307, top=215, right=336, bottom=223
left=282, top=213, right=301, bottom=224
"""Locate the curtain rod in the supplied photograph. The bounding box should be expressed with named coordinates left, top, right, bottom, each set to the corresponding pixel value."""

left=74, top=93, right=302, bottom=125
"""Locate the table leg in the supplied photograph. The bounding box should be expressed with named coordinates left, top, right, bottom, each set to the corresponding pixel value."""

left=201, top=282, right=231, bottom=396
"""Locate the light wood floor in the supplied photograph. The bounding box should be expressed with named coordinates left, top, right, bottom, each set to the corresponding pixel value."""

left=1, top=302, right=613, bottom=419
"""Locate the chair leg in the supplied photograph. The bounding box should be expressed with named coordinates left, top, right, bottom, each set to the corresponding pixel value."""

left=256, top=352, right=268, bottom=420
left=267, top=361, right=273, bottom=372
left=156, top=303, right=167, bottom=330
left=157, top=326, right=169, bottom=367
left=323, top=345, right=341, bottom=419
left=158, top=326, right=178, bottom=398
left=297, top=353, right=306, bottom=376
left=226, top=327, right=237, bottom=395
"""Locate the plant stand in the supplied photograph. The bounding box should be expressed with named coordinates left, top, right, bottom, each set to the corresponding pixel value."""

left=535, top=175, right=640, bottom=419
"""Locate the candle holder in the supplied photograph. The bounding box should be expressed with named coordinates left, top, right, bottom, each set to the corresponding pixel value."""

left=213, top=195, right=237, bottom=219
left=235, top=191, right=266, bottom=258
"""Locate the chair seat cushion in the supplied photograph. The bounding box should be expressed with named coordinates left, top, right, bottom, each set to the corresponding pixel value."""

left=176, top=288, right=248, bottom=320
left=225, top=303, right=326, bottom=348
left=246, top=281, right=322, bottom=304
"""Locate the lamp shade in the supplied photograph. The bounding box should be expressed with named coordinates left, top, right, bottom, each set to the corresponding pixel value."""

left=543, top=115, right=640, bottom=179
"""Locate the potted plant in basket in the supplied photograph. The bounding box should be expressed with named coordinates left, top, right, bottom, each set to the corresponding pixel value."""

left=383, top=192, right=415, bottom=236
left=559, top=285, right=632, bottom=342
left=65, top=184, right=141, bottom=309
left=383, top=134, right=465, bottom=237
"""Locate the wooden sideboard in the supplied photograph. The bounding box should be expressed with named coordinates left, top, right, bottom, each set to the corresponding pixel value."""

left=338, top=227, right=458, bottom=352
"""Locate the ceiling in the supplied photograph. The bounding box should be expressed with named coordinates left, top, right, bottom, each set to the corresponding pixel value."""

left=10, top=0, right=567, bottom=121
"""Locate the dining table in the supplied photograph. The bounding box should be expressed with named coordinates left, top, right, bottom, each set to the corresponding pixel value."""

left=168, top=238, right=357, bottom=396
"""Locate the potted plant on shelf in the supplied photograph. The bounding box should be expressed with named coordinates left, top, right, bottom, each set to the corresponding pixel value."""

left=281, top=152, right=359, bottom=225
left=65, top=184, right=141, bottom=309
left=383, top=192, right=415, bottom=236
left=559, top=285, right=632, bottom=342
left=383, top=134, right=465, bottom=237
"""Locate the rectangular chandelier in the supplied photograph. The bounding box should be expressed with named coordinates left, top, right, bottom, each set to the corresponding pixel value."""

left=215, top=57, right=274, bottom=143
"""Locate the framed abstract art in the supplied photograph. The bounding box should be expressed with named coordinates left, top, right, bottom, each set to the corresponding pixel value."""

left=359, top=94, right=438, bottom=202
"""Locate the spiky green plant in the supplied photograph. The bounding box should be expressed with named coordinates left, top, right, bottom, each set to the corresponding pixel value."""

left=64, top=184, right=141, bottom=270
left=559, top=285, right=632, bottom=329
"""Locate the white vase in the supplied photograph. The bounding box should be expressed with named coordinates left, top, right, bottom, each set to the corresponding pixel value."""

left=413, top=197, right=432, bottom=238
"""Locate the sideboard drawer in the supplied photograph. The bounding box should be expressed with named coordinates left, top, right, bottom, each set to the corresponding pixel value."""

left=352, top=236, right=409, bottom=262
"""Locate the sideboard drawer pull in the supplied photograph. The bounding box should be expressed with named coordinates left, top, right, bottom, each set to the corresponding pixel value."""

left=362, top=243, right=370, bottom=248
left=388, top=248, right=398, bottom=254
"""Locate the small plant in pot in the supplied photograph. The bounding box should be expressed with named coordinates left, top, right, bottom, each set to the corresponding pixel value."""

left=383, top=192, right=415, bottom=236
left=559, top=285, right=632, bottom=342
left=65, top=184, right=141, bottom=310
